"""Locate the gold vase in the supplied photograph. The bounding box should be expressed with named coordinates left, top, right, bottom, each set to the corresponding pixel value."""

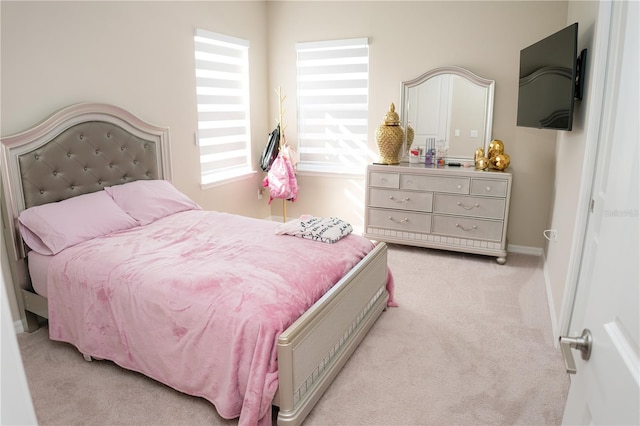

left=375, top=103, right=404, bottom=165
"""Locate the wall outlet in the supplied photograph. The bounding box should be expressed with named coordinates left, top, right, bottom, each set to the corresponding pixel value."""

left=257, top=187, right=264, bottom=200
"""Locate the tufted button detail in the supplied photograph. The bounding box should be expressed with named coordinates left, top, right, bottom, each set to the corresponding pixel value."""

left=84, top=167, right=88, bottom=171
left=107, top=132, right=111, bottom=138
left=79, top=134, right=84, bottom=140
left=98, top=180, right=102, bottom=185
left=34, top=154, right=39, bottom=160
left=39, top=190, right=44, bottom=194
left=109, top=164, right=113, bottom=168
left=133, top=160, right=138, bottom=165
left=67, top=153, right=71, bottom=158
left=146, top=172, right=151, bottom=177
left=95, top=150, right=100, bottom=154
left=121, top=146, right=125, bottom=151
left=70, top=185, right=75, bottom=190
left=53, top=171, right=58, bottom=176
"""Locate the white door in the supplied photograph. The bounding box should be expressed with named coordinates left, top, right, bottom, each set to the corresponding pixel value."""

left=562, top=1, right=639, bottom=424
left=413, top=75, right=450, bottom=143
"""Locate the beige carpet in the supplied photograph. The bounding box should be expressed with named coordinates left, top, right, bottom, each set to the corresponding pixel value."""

left=17, top=244, right=570, bottom=425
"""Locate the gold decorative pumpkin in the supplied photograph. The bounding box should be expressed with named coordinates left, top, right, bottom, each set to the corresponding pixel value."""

left=474, top=147, right=489, bottom=170
left=475, top=157, right=490, bottom=170
left=488, top=139, right=504, bottom=159
left=476, top=140, right=511, bottom=171
left=490, top=153, right=511, bottom=171
left=375, top=103, right=404, bottom=165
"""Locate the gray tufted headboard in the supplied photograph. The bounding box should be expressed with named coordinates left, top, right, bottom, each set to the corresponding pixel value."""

left=18, top=121, right=160, bottom=208
left=1, top=103, right=173, bottom=260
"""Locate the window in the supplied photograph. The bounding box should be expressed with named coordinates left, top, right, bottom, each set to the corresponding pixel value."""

left=194, top=29, right=252, bottom=186
left=296, top=38, right=370, bottom=174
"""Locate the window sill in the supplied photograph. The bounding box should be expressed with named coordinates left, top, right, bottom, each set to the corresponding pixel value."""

left=295, top=169, right=365, bottom=179
left=200, top=170, right=258, bottom=190
left=295, top=164, right=365, bottom=179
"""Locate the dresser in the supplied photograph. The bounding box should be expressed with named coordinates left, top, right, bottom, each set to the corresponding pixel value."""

left=364, top=163, right=512, bottom=264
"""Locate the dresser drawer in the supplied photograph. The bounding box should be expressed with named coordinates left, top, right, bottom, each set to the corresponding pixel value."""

left=432, top=215, right=503, bottom=242
left=433, top=193, right=506, bottom=219
left=369, top=172, right=400, bottom=189
left=400, top=174, right=470, bottom=194
left=470, top=178, right=508, bottom=198
left=367, top=208, right=431, bottom=233
left=369, top=188, right=433, bottom=212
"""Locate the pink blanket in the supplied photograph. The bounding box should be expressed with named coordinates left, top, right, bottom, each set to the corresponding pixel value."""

left=47, top=211, right=383, bottom=425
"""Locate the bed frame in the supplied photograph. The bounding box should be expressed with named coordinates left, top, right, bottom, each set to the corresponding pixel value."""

left=1, top=103, right=389, bottom=426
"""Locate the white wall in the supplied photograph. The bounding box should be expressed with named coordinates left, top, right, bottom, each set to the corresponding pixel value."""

left=266, top=1, right=567, bottom=248
left=544, top=1, right=602, bottom=332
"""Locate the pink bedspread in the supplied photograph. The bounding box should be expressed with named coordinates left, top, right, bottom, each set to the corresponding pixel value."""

left=47, top=211, right=380, bottom=425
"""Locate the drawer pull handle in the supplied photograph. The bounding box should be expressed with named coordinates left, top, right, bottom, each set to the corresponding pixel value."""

left=388, top=216, right=409, bottom=223
left=457, top=202, right=480, bottom=210
left=389, top=195, right=410, bottom=203
left=456, top=223, right=478, bottom=232
left=486, top=186, right=492, bottom=192
left=457, top=184, right=462, bottom=189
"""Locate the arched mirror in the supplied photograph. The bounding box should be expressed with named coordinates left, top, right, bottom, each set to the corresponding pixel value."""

left=400, top=66, right=495, bottom=163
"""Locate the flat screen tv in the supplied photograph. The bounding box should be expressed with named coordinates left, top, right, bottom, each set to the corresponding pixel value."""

left=517, top=23, right=587, bottom=131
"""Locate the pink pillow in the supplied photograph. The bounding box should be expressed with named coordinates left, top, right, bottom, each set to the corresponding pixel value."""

left=104, top=180, right=201, bottom=226
left=18, top=191, right=139, bottom=255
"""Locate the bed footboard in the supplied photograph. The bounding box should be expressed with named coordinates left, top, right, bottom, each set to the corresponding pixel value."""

left=276, top=241, right=388, bottom=426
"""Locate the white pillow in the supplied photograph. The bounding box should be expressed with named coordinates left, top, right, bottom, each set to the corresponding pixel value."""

left=104, top=180, right=201, bottom=226
left=18, top=191, right=139, bottom=255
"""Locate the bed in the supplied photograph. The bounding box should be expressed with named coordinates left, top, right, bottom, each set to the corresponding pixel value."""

left=1, top=103, right=392, bottom=425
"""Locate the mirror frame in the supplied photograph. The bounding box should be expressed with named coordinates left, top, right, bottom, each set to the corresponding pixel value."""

left=400, top=66, right=495, bottom=163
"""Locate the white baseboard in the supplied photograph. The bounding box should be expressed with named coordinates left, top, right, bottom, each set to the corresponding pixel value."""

left=508, top=244, right=543, bottom=256
left=542, top=251, right=560, bottom=348
left=14, top=319, right=24, bottom=334
left=508, top=244, right=558, bottom=346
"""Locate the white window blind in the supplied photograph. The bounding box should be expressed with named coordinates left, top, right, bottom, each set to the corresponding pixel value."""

left=194, top=29, right=252, bottom=185
left=296, top=38, right=369, bottom=174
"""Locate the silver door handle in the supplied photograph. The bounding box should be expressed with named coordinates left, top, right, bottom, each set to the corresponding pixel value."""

left=559, top=328, right=592, bottom=374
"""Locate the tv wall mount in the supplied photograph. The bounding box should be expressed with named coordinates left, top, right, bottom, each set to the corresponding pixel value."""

left=575, top=48, right=588, bottom=101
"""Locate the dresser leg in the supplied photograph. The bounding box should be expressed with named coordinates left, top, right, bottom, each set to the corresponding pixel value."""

left=496, top=256, right=507, bottom=265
